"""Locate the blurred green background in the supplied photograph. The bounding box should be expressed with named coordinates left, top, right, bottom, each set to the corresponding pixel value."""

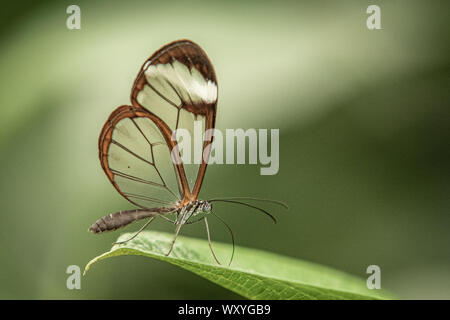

left=0, top=0, right=448, bottom=299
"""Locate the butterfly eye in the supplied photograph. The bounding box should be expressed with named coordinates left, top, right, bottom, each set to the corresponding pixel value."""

left=202, top=202, right=212, bottom=213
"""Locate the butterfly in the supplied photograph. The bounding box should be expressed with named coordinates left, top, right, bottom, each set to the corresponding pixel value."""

left=89, top=40, right=287, bottom=265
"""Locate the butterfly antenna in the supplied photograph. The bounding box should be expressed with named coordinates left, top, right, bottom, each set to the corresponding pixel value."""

left=212, top=212, right=235, bottom=267
left=208, top=197, right=289, bottom=210
left=208, top=199, right=277, bottom=224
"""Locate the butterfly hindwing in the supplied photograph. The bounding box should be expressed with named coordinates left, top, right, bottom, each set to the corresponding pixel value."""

left=99, top=105, right=182, bottom=208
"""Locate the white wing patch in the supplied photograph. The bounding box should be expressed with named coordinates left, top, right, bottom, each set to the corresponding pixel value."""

left=144, top=60, right=217, bottom=105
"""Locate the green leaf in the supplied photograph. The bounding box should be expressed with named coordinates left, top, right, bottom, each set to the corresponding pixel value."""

left=84, top=231, right=393, bottom=300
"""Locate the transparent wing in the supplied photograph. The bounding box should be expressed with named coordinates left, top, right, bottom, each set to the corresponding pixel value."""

left=130, top=39, right=218, bottom=201
left=99, top=105, right=182, bottom=208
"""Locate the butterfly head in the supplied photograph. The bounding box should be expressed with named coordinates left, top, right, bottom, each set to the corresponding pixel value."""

left=199, top=200, right=212, bottom=214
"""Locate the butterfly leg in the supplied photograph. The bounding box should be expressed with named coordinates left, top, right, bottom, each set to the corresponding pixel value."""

left=113, top=217, right=156, bottom=245
left=165, top=221, right=183, bottom=256
left=204, top=217, right=221, bottom=265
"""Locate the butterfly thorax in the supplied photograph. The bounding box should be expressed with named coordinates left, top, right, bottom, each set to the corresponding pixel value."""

left=175, top=200, right=211, bottom=225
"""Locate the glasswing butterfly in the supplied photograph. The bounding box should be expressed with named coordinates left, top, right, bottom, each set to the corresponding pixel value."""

left=89, top=39, right=287, bottom=265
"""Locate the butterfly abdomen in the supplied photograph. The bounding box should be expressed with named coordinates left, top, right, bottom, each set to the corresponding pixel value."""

left=89, top=209, right=161, bottom=233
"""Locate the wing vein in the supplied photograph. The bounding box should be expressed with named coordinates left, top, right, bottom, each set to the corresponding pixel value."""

left=111, top=139, right=154, bottom=167
left=146, top=81, right=179, bottom=109
left=110, top=168, right=165, bottom=188
left=122, top=192, right=173, bottom=205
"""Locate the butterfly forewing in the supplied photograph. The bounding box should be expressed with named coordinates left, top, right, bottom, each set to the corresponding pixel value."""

left=130, top=39, right=218, bottom=202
